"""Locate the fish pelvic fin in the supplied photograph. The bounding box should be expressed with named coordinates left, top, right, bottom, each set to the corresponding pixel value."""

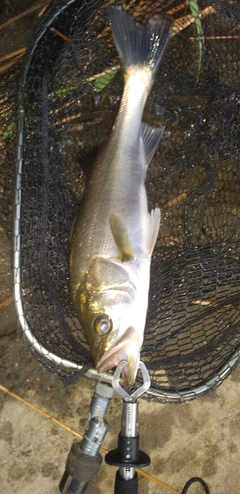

left=107, top=5, right=172, bottom=78
left=142, top=123, right=165, bottom=166
left=109, top=212, right=135, bottom=262
left=147, top=207, right=160, bottom=255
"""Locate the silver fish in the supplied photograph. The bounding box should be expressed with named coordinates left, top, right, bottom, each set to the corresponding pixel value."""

left=70, top=6, right=172, bottom=384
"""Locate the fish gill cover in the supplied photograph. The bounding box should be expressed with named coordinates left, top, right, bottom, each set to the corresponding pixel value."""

left=1, top=0, right=240, bottom=401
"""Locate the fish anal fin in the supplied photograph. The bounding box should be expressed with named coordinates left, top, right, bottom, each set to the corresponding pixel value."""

left=109, top=213, right=134, bottom=261
left=147, top=207, right=160, bottom=255
left=142, top=123, right=164, bottom=165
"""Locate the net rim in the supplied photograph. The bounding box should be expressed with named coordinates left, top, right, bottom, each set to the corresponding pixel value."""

left=12, top=0, right=240, bottom=402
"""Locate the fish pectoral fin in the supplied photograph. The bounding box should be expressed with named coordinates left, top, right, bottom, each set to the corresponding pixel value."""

left=142, top=123, right=164, bottom=166
left=109, top=212, right=134, bottom=262
left=147, top=207, right=160, bottom=255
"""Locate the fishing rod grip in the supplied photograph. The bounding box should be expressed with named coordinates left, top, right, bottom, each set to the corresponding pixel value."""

left=59, top=441, right=102, bottom=494
left=59, top=381, right=114, bottom=493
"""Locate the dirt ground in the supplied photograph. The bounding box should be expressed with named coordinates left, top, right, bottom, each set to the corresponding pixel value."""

left=1, top=2, right=240, bottom=494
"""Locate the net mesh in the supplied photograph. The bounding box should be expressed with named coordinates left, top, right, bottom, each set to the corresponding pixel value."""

left=1, top=0, right=240, bottom=401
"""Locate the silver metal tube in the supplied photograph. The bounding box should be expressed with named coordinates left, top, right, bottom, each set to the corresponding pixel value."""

left=89, top=381, right=114, bottom=420
left=121, top=401, right=138, bottom=437
left=119, top=466, right=135, bottom=480
left=81, top=416, right=108, bottom=457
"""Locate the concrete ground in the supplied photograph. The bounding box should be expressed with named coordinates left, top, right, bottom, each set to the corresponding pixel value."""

left=1, top=222, right=240, bottom=494
left=1, top=3, right=240, bottom=494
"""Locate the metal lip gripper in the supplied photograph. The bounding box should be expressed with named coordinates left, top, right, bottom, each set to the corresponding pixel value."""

left=59, top=360, right=151, bottom=494
left=105, top=361, right=151, bottom=493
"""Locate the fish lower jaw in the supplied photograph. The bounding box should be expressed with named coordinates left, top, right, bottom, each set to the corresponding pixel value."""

left=96, top=350, right=129, bottom=374
left=96, top=339, right=141, bottom=385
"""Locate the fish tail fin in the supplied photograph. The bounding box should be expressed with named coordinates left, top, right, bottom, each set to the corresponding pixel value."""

left=107, top=5, right=172, bottom=79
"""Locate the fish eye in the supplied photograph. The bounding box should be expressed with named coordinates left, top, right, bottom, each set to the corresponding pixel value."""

left=93, top=314, right=113, bottom=335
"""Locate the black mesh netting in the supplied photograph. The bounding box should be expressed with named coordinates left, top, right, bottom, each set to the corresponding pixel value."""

left=1, top=0, right=240, bottom=401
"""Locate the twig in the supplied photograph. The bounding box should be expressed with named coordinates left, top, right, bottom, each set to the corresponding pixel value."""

left=0, top=295, right=12, bottom=310
left=168, top=2, right=186, bottom=15
left=38, top=4, right=50, bottom=17
left=163, top=192, right=187, bottom=208
left=191, top=299, right=234, bottom=309
left=0, top=47, right=26, bottom=63
left=0, top=0, right=53, bottom=31
left=190, top=35, right=240, bottom=40
left=55, top=114, right=102, bottom=128
left=0, top=56, right=23, bottom=74
left=172, top=6, right=215, bottom=36
left=50, top=27, right=71, bottom=43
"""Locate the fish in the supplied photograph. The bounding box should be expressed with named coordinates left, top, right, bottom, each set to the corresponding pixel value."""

left=69, top=5, right=172, bottom=385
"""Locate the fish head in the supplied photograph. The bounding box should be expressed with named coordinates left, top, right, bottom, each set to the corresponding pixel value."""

left=75, top=257, right=148, bottom=385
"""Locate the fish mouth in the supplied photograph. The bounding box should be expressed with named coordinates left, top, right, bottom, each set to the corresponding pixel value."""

left=96, top=326, right=140, bottom=385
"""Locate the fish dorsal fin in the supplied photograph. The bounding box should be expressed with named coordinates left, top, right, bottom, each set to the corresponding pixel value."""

left=141, top=123, right=164, bottom=165
left=109, top=213, right=134, bottom=261
left=147, top=207, right=161, bottom=255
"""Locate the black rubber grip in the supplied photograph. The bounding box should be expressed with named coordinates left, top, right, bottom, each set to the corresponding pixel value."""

left=114, top=471, right=138, bottom=494
left=61, top=442, right=102, bottom=481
